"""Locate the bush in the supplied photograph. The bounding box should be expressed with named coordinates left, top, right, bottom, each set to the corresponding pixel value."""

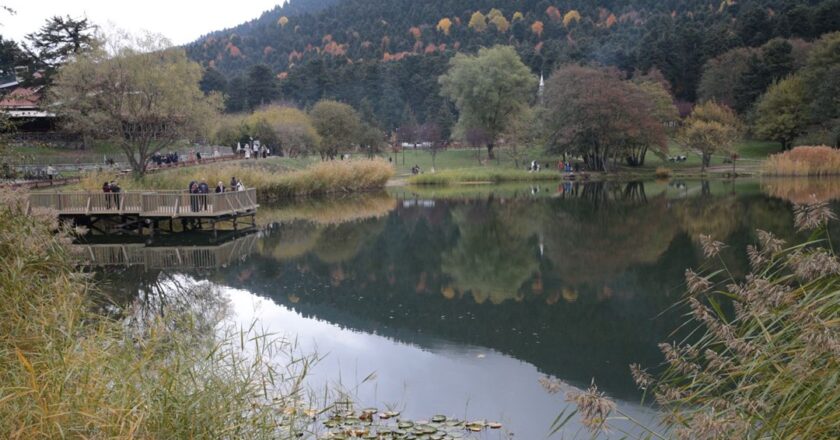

left=0, top=190, right=312, bottom=438
left=654, top=167, right=672, bottom=179
left=763, top=145, right=840, bottom=176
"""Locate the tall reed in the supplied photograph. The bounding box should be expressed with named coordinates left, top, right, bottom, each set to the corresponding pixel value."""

left=0, top=190, right=313, bottom=438
left=763, top=145, right=840, bottom=176
left=78, top=158, right=394, bottom=200
left=554, top=200, right=840, bottom=439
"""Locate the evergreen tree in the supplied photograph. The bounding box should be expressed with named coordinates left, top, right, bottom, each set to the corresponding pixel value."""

left=200, top=67, right=228, bottom=95
left=247, top=64, right=279, bottom=109
left=225, top=75, right=248, bottom=112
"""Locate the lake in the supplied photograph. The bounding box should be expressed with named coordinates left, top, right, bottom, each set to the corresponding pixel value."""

left=82, top=178, right=832, bottom=439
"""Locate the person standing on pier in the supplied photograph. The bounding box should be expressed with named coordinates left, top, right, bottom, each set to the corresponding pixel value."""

left=109, top=181, right=121, bottom=208
left=198, top=180, right=210, bottom=211
left=102, top=181, right=112, bottom=209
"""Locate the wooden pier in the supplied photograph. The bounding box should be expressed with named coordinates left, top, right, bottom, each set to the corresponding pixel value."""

left=72, top=232, right=259, bottom=271
left=28, top=189, right=259, bottom=235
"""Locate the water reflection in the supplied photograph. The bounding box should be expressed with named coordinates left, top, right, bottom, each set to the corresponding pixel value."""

left=86, top=179, right=840, bottom=439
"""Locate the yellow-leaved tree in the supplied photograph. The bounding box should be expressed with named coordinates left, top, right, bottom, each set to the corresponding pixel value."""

left=563, top=10, right=582, bottom=27
left=468, top=11, right=487, bottom=32
left=436, top=17, right=453, bottom=35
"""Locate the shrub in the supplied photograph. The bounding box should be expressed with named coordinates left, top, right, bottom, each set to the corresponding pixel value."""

left=654, top=167, right=672, bottom=179
left=763, top=145, right=840, bottom=176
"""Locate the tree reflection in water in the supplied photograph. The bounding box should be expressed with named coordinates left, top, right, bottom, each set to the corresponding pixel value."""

left=93, top=180, right=836, bottom=400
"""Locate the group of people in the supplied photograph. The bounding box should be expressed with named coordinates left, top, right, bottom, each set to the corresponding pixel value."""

left=527, top=160, right=581, bottom=173
left=557, top=160, right=580, bottom=172
left=236, top=143, right=270, bottom=160
left=101, top=180, right=122, bottom=208
left=151, top=152, right=180, bottom=167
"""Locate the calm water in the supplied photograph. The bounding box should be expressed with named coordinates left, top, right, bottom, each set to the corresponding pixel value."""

left=85, top=179, right=831, bottom=438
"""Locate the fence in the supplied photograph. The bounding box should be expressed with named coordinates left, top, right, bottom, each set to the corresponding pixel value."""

left=28, top=188, right=258, bottom=218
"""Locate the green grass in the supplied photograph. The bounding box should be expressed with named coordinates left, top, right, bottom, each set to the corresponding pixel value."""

left=406, top=167, right=571, bottom=185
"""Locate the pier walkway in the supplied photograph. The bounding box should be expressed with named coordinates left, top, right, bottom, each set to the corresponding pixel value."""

left=28, top=188, right=257, bottom=218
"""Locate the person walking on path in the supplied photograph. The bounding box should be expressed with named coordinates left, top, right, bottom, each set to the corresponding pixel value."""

left=46, top=164, right=56, bottom=181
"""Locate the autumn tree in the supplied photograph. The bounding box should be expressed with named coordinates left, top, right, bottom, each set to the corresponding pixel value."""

left=541, top=65, right=668, bottom=171
left=439, top=45, right=537, bottom=160
left=468, top=11, right=487, bottom=32
left=50, top=37, right=220, bottom=175
left=490, top=14, right=510, bottom=33
left=436, top=18, right=452, bottom=35
left=531, top=20, right=544, bottom=37
left=677, top=101, right=741, bottom=171
left=309, top=100, right=362, bottom=159
left=245, top=105, right=321, bottom=156
left=563, top=10, right=582, bottom=28
left=754, top=76, right=808, bottom=151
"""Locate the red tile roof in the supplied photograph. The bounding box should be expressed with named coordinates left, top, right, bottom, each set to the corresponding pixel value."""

left=0, top=85, right=42, bottom=110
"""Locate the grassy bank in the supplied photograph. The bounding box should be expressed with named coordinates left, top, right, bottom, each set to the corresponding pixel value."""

left=763, top=145, right=840, bottom=176
left=406, top=167, right=572, bottom=186
left=78, top=158, right=394, bottom=199
left=0, top=191, right=311, bottom=437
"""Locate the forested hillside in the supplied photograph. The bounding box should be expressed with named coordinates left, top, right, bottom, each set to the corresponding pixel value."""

left=186, top=0, right=840, bottom=129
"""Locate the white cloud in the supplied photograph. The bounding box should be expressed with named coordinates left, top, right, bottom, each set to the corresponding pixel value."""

left=2, top=0, right=283, bottom=45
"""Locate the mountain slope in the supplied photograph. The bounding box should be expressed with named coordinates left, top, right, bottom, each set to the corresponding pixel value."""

left=186, top=0, right=840, bottom=127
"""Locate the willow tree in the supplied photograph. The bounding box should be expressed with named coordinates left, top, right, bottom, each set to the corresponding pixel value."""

left=439, top=45, right=537, bottom=160
left=50, top=39, right=220, bottom=175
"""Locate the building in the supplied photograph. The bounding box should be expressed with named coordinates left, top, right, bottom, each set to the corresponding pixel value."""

left=0, top=70, right=57, bottom=133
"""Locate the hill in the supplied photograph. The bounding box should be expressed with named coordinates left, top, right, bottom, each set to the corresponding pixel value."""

left=185, top=0, right=840, bottom=129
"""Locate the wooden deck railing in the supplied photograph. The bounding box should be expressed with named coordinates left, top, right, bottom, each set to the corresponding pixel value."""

left=72, top=233, right=259, bottom=270
left=28, top=189, right=258, bottom=218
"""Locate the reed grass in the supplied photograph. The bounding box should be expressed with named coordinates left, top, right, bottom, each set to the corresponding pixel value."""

left=78, top=159, right=394, bottom=200
left=654, top=167, right=672, bottom=179
left=762, top=177, right=840, bottom=203
left=257, top=192, right=396, bottom=225
left=0, top=190, right=312, bottom=438
left=407, top=168, right=569, bottom=186
left=554, top=201, right=840, bottom=439
left=762, top=145, right=840, bottom=176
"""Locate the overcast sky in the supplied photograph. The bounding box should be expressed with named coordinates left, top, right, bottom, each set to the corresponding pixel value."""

left=2, top=0, right=283, bottom=45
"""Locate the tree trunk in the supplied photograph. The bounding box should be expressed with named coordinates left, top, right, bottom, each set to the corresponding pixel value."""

left=702, top=152, right=711, bottom=171
left=486, top=143, right=495, bottom=160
